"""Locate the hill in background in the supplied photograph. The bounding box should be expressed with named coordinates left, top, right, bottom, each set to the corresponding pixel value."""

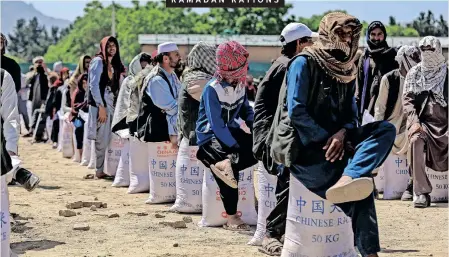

left=1, top=0, right=71, bottom=35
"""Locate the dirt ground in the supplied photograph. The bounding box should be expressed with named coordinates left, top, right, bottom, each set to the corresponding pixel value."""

left=8, top=138, right=448, bottom=257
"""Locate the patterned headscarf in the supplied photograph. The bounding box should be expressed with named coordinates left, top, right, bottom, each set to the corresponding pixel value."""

left=395, top=45, right=421, bottom=77
left=215, top=41, right=249, bottom=84
left=404, top=36, right=447, bottom=107
left=182, top=42, right=217, bottom=101
left=304, top=12, right=362, bottom=83
left=187, top=41, right=217, bottom=76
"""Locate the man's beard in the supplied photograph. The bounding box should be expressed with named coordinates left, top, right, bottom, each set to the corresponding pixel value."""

left=170, top=61, right=181, bottom=69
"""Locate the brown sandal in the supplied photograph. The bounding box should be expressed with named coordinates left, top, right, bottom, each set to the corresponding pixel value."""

left=258, top=238, right=283, bottom=256
left=210, top=164, right=238, bottom=189
left=223, top=223, right=250, bottom=231
left=83, top=174, right=95, bottom=180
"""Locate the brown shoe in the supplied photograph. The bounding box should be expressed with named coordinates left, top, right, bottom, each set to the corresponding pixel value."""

left=326, top=176, right=374, bottom=204
left=210, top=159, right=238, bottom=189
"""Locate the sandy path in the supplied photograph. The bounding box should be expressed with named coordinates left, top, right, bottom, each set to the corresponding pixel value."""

left=8, top=139, right=448, bottom=257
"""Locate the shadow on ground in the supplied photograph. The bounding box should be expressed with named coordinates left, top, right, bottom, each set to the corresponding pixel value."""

left=11, top=240, right=66, bottom=254
left=38, top=185, right=62, bottom=190
left=381, top=248, right=419, bottom=253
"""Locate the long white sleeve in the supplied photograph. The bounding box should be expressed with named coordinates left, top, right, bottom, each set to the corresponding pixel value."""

left=1, top=70, right=20, bottom=153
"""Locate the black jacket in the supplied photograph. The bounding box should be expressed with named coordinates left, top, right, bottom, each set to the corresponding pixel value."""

left=253, top=55, right=290, bottom=166
left=1, top=55, right=21, bottom=93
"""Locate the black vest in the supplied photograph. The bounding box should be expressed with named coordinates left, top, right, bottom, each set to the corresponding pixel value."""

left=302, top=54, right=354, bottom=137
left=132, top=68, right=175, bottom=143
left=384, top=69, right=401, bottom=121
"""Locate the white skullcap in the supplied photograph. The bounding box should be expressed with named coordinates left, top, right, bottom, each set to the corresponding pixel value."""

left=32, top=56, right=44, bottom=64
left=157, top=42, right=178, bottom=54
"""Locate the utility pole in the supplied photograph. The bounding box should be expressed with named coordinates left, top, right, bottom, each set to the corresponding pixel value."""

left=111, top=1, right=116, bottom=37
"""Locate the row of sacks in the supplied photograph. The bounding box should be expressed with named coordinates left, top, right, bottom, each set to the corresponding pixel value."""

left=373, top=154, right=448, bottom=202
left=80, top=134, right=259, bottom=220
left=248, top=161, right=449, bottom=256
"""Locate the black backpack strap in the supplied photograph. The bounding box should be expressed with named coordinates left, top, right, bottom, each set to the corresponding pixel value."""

left=157, top=68, right=175, bottom=98
left=0, top=69, right=4, bottom=87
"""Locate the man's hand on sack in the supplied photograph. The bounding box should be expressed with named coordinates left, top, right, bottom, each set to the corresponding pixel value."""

left=169, top=135, right=179, bottom=149
left=323, top=128, right=347, bottom=162
left=98, top=105, right=107, bottom=123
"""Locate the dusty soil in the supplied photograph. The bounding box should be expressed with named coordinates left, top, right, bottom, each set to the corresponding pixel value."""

left=8, top=138, right=448, bottom=257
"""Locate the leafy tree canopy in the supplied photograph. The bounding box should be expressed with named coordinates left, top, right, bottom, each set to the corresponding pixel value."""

left=6, top=1, right=447, bottom=63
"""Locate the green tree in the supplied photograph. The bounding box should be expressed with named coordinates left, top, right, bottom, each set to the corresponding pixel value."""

left=411, top=11, right=448, bottom=36
left=8, top=17, right=52, bottom=62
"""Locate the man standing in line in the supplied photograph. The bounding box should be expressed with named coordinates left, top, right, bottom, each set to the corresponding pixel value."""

left=401, top=36, right=448, bottom=208
left=196, top=41, right=258, bottom=231
left=25, top=56, right=49, bottom=142
left=1, top=33, right=21, bottom=92
left=356, top=21, right=398, bottom=122
left=373, top=45, right=421, bottom=199
left=87, top=36, right=123, bottom=179
left=285, top=13, right=395, bottom=256
left=137, top=42, right=181, bottom=148
left=253, top=23, right=315, bottom=256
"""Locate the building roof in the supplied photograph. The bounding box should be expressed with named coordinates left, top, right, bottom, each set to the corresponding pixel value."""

left=138, top=34, right=449, bottom=48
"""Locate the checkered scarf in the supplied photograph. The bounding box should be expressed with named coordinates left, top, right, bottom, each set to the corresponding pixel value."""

left=214, top=41, right=249, bottom=84
left=304, top=12, right=362, bottom=83
left=395, top=45, right=420, bottom=77
left=404, top=36, right=447, bottom=107
left=182, top=42, right=217, bottom=86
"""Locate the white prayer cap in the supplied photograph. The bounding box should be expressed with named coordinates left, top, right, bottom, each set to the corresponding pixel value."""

left=33, top=56, right=44, bottom=63
left=157, top=42, right=179, bottom=54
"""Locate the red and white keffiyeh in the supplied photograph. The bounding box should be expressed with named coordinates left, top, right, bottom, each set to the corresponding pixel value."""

left=214, top=41, right=249, bottom=84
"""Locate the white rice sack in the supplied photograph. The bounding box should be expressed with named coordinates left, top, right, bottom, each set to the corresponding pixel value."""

left=80, top=119, right=91, bottom=166
left=61, top=118, right=74, bottom=158
left=383, top=154, right=410, bottom=200
left=72, top=129, right=81, bottom=162
left=45, top=116, right=53, bottom=141
left=374, top=166, right=385, bottom=193
left=198, top=165, right=258, bottom=227
left=127, top=137, right=150, bottom=194
left=56, top=110, right=64, bottom=152
left=87, top=140, right=96, bottom=169
left=112, top=139, right=131, bottom=187
left=0, top=176, right=11, bottom=257
left=146, top=142, right=178, bottom=204
left=170, top=138, right=203, bottom=213
left=248, top=162, right=277, bottom=246
left=104, top=133, right=125, bottom=177
left=281, top=174, right=357, bottom=257
left=413, top=169, right=448, bottom=203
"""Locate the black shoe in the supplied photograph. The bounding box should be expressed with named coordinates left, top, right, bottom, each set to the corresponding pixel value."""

left=401, top=181, right=414, bottom=201
left=23, top=132, right=33, bottom=138
left=23, top=174, right=40, bottom=192
left=8, top=179, right=18, bottom=186
left=414, top=194, right=431, bottom=208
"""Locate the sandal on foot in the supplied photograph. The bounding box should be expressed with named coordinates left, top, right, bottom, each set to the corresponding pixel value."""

left=223, top=223, right=250, bottom=231
left=258, top=238, right=283, bottom=256
left=210, top=164, right=238, bottom=189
